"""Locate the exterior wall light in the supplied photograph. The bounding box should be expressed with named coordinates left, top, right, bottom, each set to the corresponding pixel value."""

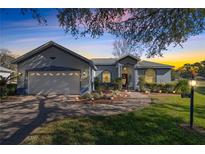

left=82, top=72, right=87, bottom=78
left=18, top=72, right=22, bottom=76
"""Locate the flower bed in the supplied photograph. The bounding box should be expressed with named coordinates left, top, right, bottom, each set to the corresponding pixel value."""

left=79, top=90, right=129, bottom=104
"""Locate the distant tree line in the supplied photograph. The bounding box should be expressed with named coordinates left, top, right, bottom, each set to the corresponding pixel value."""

left=173, top=60, right=205, bottom=80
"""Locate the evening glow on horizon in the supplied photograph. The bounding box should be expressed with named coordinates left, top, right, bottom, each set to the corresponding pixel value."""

left=1, top=9, right=205, bottom=69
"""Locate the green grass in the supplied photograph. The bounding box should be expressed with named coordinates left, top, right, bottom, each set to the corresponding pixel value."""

left=196, top=87, right=205, bottom=95
left=22, top=92, right=205, bottom=145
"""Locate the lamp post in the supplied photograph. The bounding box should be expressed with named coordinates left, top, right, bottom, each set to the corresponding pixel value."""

left=189, top=77, right=196, bottom=129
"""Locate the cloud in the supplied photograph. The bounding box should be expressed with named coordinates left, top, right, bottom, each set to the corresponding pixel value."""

left=8, top=36, right=63, bottom=44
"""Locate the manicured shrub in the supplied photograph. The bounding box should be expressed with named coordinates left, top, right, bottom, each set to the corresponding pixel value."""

left=81, top=93, right=92, bottom=100
left=7, top=84, right=17, bottom=95
left=143, top=81, right=185, bottom=94
left=94, top=77, right=100, bottom=91
left=92, top=92, right=101, bottom=99
left=175, top=79, right=189, bottom=94
left=138, top=76, right=146, bottom=92
left=113, top=77, right=123, bottom=90
left=97, top=83, right=115, bottom=91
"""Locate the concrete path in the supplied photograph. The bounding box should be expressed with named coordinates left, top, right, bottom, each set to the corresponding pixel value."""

left=0, top=92, right=151, bottom=144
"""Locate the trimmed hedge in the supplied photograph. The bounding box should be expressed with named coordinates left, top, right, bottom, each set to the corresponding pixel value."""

left=139, top=79, right=189, bottom=94
left=7, top=84, right=17, bottom=95
left=94, top=77, right=123, bottom=91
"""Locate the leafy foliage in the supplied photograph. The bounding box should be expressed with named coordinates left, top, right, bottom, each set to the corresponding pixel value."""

left=10, top=8, right=205, bottom=57
left=112, top=40, right=142, bottom=58
left=113, top=77, right=123, bottom=90
left=138, top=78, right=189, bottom=94
left=57, top=8, right=205, bottom=57
left=0, top=49, right=16, bottom=71
left=177, top=60, right=205, bottom=78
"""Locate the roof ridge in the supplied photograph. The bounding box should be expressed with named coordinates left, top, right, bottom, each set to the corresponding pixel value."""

left=141, top=60, right=173, bottom=66
left=91, top=58, right=117, bottom=59
left=12, top=41, right=97, bottom=70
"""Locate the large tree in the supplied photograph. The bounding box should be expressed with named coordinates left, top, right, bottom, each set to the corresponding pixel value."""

left=112, top=40, right=142, bottom=58
left=4, top=8, right=205, bottom=57
left=56, top=9, right=205, bottom=57
left=177, top=60, right=205, bottom=78
left=0, top=48, right=16, bottom=70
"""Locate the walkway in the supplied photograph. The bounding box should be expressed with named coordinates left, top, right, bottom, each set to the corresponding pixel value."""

left=0, top=92, right=151, bottom=144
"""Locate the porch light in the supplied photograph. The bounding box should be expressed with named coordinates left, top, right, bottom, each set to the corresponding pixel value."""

left=123, top=67, right=127, bottom=71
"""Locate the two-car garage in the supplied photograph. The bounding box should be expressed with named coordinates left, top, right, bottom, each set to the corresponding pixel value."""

left=13, top=41, right=96, bottom=95
left=27, top=71, right=80, bottom=95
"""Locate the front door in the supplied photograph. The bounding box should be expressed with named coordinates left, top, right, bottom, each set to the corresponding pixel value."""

left=122, top=73, right=128, bottom=89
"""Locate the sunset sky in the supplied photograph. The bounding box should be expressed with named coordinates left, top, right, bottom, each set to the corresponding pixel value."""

left=1, top=8, right=205, bottom=69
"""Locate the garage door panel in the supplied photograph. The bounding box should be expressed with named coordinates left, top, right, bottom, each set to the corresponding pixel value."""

left=28, top=71, right=80, bottom=95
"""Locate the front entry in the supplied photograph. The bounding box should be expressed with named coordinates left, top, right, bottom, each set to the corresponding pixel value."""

left=122, top=73, right=128, bottom=89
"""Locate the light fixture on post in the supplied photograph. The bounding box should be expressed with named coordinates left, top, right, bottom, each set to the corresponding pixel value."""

left=189, top=77, right=196, bottom=129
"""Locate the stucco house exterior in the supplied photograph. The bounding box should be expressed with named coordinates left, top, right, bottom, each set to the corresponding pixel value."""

left=13, top=41, right=173, bottom=95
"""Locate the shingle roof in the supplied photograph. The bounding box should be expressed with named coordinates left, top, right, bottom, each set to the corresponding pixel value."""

left=136, top=60, right=174, bottom=68
left=92, top=58, right=117, bottom=65
left=92, top=58, right=173, bottom=68
left=0, top=66, right=13, bottom=73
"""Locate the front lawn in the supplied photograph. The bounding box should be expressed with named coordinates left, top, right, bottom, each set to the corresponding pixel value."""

left=22, top=92, right=205, bottom=145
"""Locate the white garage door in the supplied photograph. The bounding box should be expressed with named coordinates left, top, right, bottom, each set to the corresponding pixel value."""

left=28, top=71, right=80, bottom=95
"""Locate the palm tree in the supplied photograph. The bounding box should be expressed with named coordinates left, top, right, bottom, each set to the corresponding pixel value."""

left=0, top=74, right=19, bottom=103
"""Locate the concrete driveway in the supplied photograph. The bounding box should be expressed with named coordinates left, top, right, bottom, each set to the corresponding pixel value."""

left=0, top=92, right=151, bottom=144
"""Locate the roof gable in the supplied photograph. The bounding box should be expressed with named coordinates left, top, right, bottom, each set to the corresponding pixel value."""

left=117, top=55, right=140, bottom=63
left=13, top=41, right=96, bottom=70
left=117, top=55, right=140, bottom=65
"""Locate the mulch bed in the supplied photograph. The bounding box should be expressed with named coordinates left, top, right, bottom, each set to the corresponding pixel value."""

left=0, top=96, right=24, bottom=103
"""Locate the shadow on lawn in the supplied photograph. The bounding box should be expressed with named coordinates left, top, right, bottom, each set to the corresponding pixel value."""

left=0, top=98, right=48, bottom=145
left=41, top=110, right=205, bottom=145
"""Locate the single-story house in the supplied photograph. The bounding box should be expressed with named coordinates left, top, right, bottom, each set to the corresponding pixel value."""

left=0, top=66, right=13, bottom=78
left=13, top=41, right=174, bottom=95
